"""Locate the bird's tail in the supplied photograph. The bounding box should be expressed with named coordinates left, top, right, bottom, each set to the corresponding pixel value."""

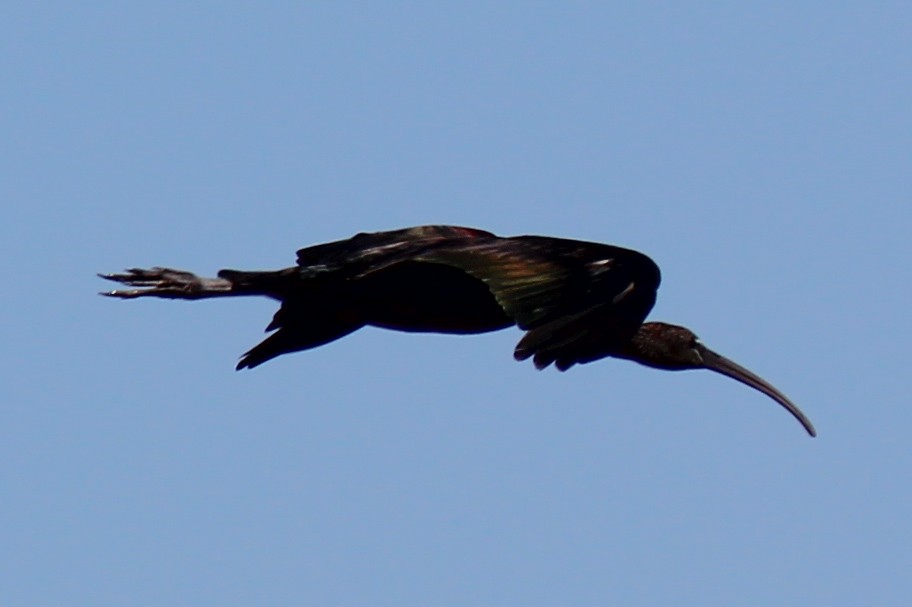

left=99, top=267, right=297, bottom=300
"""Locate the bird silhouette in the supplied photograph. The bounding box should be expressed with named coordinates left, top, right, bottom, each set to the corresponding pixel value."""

left=100, top=225, right=815, bottom=436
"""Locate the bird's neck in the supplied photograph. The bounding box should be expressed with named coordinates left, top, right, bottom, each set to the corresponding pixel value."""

left=612, top=322, right=690, bottom=370
left=611, top=329, right=655, bottom=363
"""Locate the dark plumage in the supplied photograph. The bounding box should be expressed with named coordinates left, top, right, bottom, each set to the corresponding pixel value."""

left=100, top=225, right=815, bottom=436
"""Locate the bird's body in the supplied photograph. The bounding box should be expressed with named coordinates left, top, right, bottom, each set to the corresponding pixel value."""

left=101, top=225, right=816, bottom=436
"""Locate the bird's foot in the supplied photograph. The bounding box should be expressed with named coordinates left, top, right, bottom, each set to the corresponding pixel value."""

left=99, top=267, right=218, bottom=299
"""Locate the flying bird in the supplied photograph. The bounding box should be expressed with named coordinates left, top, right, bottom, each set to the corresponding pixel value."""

left=100, top=225, right=815, bottom=436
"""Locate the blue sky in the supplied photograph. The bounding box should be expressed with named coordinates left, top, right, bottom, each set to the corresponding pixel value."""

left=2, top=3, right=910, bottom=605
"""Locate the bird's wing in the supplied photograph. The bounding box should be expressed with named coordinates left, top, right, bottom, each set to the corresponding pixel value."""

left=415, top=236, right=661, bottom=370
left=296, top=226, right=661, bottom=370
left=295, top=226, right=496, bottom=274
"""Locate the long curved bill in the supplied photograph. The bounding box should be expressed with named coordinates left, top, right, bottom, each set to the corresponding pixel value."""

left=698, top=346, right=816, bottom=437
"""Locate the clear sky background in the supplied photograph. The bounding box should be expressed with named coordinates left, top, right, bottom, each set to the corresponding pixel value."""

left=2, top=3, right=910, bottom=606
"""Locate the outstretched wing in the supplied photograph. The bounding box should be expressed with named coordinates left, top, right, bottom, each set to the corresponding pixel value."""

left=415, top=235, right=662, bottom=370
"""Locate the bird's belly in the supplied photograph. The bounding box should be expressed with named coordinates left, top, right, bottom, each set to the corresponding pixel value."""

left=354, top=262, right=513, bottom=334
left=364, top=299, right=512, bottom=334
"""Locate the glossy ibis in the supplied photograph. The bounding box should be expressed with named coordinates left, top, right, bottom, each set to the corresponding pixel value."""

left=100, top=225, right=815, bottom=436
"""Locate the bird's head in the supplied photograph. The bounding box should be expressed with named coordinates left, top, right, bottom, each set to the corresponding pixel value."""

left=618, top=322, right=816, bottom=436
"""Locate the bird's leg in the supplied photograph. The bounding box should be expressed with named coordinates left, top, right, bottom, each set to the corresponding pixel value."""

left=99, top=267, right=234, bottom=300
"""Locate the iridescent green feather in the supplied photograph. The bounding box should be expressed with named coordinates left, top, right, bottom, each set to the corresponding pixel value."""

left=414, top=244, right=580, bottom=329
